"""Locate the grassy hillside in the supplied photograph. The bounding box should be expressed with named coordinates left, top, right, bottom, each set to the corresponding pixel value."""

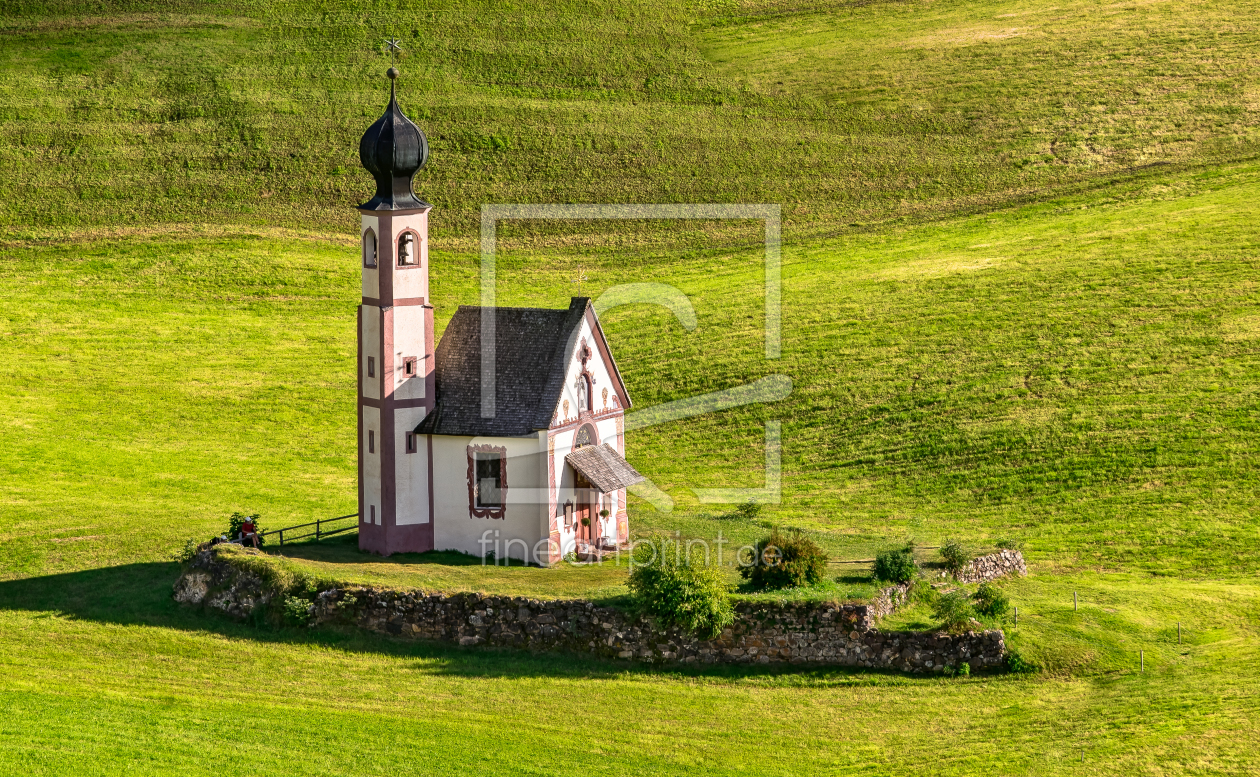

left=3, top=161, right=1256, bottom=576
left=1, top=0, right=1257, bottom=242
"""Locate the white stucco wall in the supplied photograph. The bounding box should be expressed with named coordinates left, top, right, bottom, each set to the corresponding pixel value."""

left=361, top=308, right=381, bottom=401
left=360, top=214, right=380, bottom=299
left=431, top=435, right=547, bottom=562
left=553, top=316, right=622, bottom=425
left=544, top=313, right=628, bottom=551
left=389, top=211, right=429, bottom=301
left=362, top=405, right=382, bottom=524
left=551, top=414, right=624, bottom=550
left=391, top=304, right=427, bottom=402
left=394, top=406, right=430, bottom=526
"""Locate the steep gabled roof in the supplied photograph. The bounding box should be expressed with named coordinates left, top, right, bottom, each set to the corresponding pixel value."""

left=416, top=297, right=630, bottom=438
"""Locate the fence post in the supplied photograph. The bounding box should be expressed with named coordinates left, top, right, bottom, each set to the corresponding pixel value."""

left=317, top=519, right=322, bottom=541
left=1074, top=591, right=1078, bottom=611
left=1140, top=650, right=1144, bottom=673
left=279, top=529, right=284, bottom=547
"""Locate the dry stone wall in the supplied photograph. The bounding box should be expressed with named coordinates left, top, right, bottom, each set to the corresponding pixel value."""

left=956, top=550, right=1027, bottom=584
left=174, top=549, right=1006, bottom=674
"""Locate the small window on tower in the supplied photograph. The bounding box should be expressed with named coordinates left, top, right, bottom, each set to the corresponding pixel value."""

left=368, top=430, right=375, bottom=454
left=397, top=232, right=418, bottom=266
left=405, top=432, right=417, bottom=454
left=367, top=357, right=375, bottom=378
left=363, top=229, right=378, bottom=268
left=403, top=356, right=417, bottom=378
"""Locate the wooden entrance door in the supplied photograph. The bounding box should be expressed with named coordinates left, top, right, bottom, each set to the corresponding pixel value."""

left=575, top=472, right=594, bottom=546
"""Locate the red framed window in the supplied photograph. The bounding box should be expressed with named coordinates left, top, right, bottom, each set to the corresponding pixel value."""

left=403, top=356, right=417, bottom=378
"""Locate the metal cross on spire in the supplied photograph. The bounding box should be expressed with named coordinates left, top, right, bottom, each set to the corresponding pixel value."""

left=572, top=264, right=589, bottom=297
left=385, top=38, right=403, bottom=63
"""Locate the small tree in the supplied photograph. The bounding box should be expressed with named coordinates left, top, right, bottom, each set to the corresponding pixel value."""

left=939, top=539, right=970, bottom=576
left=740, top=529, right=829, bottom=590
left=628, top=535, right=734, bottom=639
left=973, top=582, right=1010, bottom=617
left=873, top=546, right=917, bottom=584
left=933, top=590, right=977, bottom=632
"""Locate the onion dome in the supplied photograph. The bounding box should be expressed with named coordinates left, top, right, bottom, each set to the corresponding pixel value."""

left=358, top=67, right=430, bottom=211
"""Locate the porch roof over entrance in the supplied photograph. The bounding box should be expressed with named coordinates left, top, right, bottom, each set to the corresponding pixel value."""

left=565, top=444, right=645, bottom=493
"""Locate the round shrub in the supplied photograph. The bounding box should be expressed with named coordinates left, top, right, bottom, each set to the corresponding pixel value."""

left=939, top=539, right=971, bottom=575
left=973, top=582, right=1010, bottom=617
left=933, top=590, right=977, bottom=632
left=628, top=535, right=734, bottom=639
left=873, top=547, right=917, bottom=584
left=739, top=529, right=829, bottom=590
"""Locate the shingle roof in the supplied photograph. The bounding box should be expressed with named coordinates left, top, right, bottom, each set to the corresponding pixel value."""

left=566, top=444, right=645, bottom=493
left=417, top=297, right=625, bottom=437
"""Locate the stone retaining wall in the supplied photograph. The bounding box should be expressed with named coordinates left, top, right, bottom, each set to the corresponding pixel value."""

left=174, top=548, right=1006, bottom=674
left=956, top=550, right=1027, bottom=584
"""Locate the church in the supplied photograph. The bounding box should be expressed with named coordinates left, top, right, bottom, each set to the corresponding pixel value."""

left=354, top=67, right=643, bottom=564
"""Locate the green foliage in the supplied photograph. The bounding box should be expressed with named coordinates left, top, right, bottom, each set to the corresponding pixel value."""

left=932, top=591, right=977, bottom=632
left=973, top=583, right=1010, bottom=618
left=227, top=512, right=265, bottom=546
left=1005, top=649, right=1038, bottom=674
left=873, top=547, right=917, bottom=584
left=739, top=529, right=829, bottom=590
left=628, top=535, right=734, bottom=639
left=282, top=595, right=312, bottom=626
left=956, top=661, right=970, bottom=678
left=172, top=539, right=201, bottom=565
left=994, top=537, right=1025, bottom=552
left=939, top=540, right=971, bottom=576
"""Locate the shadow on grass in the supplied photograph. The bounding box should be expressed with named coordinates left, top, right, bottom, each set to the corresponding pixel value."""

left=269, top=532, right=534, bottom=568
left=0, top=559, right=934, bottom=684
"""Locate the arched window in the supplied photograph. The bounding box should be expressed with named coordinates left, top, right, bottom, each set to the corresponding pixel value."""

left=362, top=229, right=377, bottom=268
left=574, top=424, right=595, bottom=449
left=397, top=231, right=418, bottom=266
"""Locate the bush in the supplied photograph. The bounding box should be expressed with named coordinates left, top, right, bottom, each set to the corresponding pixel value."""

left=628, top=535, right=734, bottom=639
left=939, top=539, right=971, bottom=575
left=932, top=590, right=977, bottom=632
left=705, top=500, right=765, bottom=522
left=973, top=582, right=1010, bottom=617
left=994, top=536, right=1024, bottom=551
left=873, top=547, right=917, bottom=584
left=1005, top=650, right=1037, bottom=674
left=739, top=529, right=829, bottom=590
left=172, top=538, right=201, bottom=565
left=227, top=511, right=265, bottom=546
left=283, top=595, right=312, bottom=626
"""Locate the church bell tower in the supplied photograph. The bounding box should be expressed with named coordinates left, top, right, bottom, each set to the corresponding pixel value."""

left=356, top=66, right=435, bottom=555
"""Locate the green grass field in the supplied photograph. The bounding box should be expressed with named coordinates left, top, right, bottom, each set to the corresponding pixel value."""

left=2, top=0, right=1260, bottom=773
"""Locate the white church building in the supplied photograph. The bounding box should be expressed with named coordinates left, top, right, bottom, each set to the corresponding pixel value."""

left=354, top=67, right=643, bottom=563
